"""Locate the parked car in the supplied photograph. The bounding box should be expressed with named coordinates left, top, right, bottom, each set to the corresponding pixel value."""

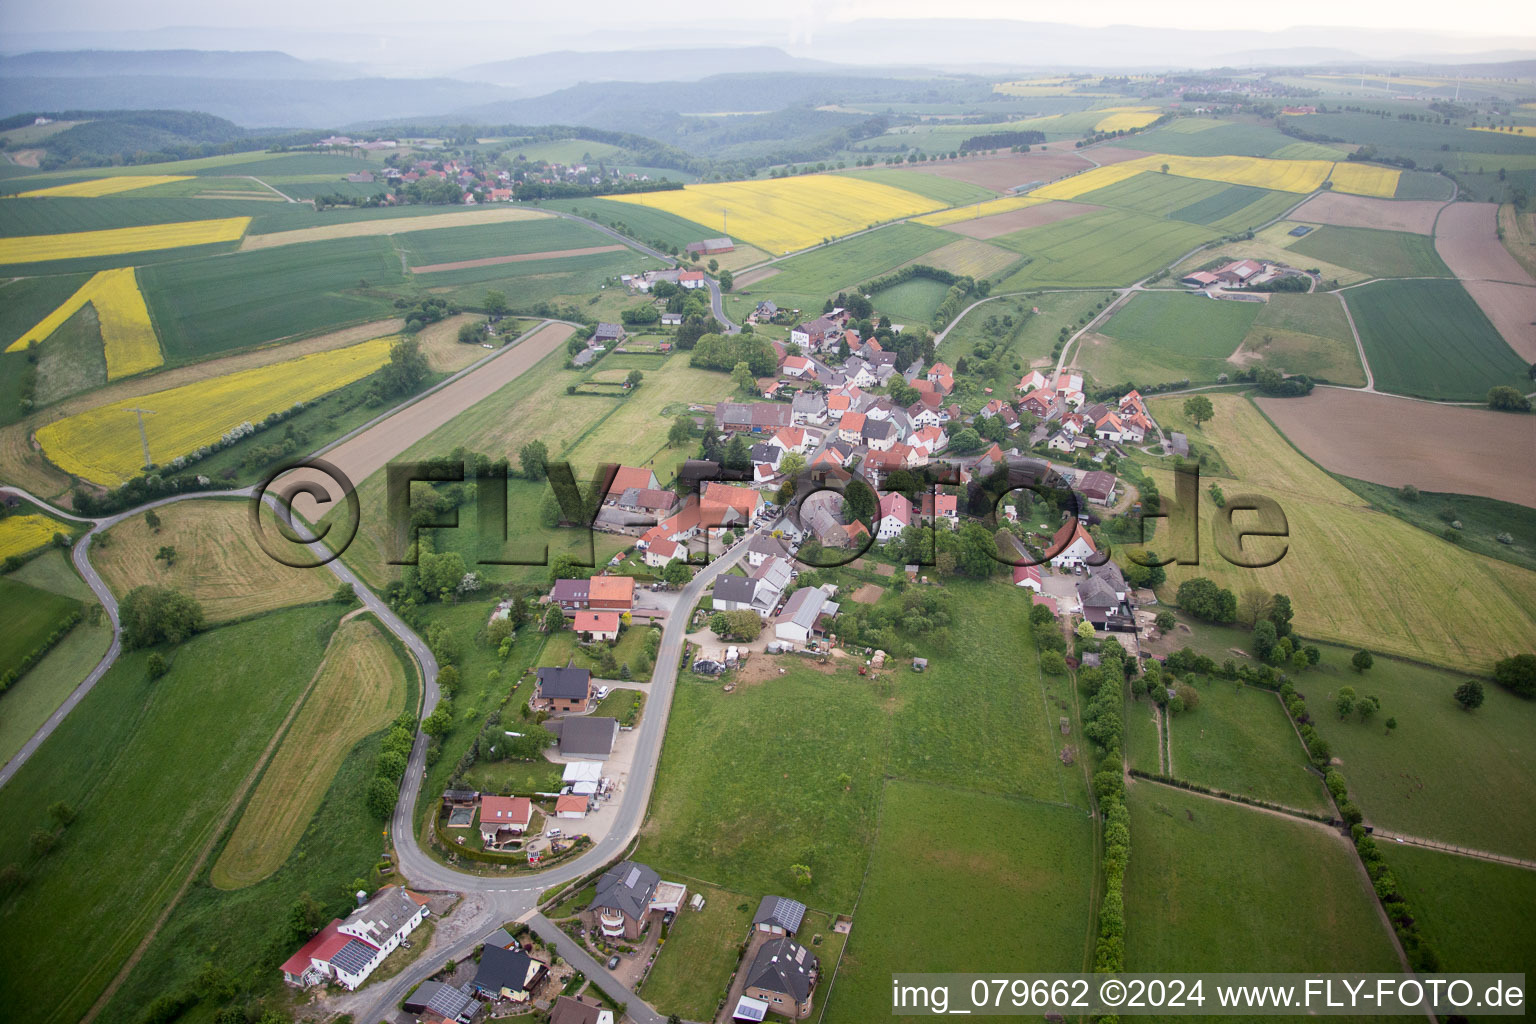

left=595, top=685, right=611, bottom=699
left=607, top=955, right=621, bottom=970
left=547, top=828, right=562, bottom=838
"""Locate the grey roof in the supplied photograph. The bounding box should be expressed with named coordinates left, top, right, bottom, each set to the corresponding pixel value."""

left=571, top=348, right=596, bottom=366
left=551, top=995, right=607, bottom=1024
left=1169, top=431, right=1189, bottom=454
left=341, top=886, right=423, bottom=947
left=1077, top=576, right=1118, bottom=610
left=592, top=860, right=660, bottom=921
left=756, top=300, right=778, bottom=314
left=745, top=937, right=818, bottom=1001
left=593, top=322, right=625, bottom=340
left=329, top=938, right=377, bottom=976
left=750, top=442, right=780, bottom=465
left=752, top=895, right=807, bottom=933
left=537, top=666, right=592, bottom=700
left=713, top=575, right=760, bottom=605
left=473, top=943, right=542, bottom=995
left=747, top=534, right=787, bottom=558
left=778, top=587, right=830, bottom=629
left=1090, top=561, right=1128, bottom=595
left=483, top=927, right=515, bottom=949
left=792, top=391, right=827, bottom=415
left=862, top=419, right=896, bottom=441
left=404, top=980, right=481, bottom=1020
left=559, top=716, right=618, bottom=758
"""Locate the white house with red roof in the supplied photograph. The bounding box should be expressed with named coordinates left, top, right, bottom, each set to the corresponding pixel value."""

left=837, top=411, right=867, bottom=444
left=1017, top=370, right=1049, bottom=394
left=701, top=482, right=761, bottom=525
left=574, top=610, right=621, bottom=642
left=826, top=393, right=851, bottom=421
left=282, top=887, right=430, bottom=991
left=1012, top=563, right=1043, bottom=592
left=1048, top=519, right=1097, bottom=569
left=769, top=427, right=808, bottom=454
left=782, top=355, right=813, bottom=378
left=678, top=270, right=707, bottom=289
left=480, top=796, right=534, bottom=846
left=643, top=537, right=685, bottom=568
left=918, top=491, right=960, bottom=528
left=876, top=491, right=912, bottom=541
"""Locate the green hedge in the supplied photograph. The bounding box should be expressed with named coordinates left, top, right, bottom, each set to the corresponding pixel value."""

left=0, top=608, right=82, bottom=694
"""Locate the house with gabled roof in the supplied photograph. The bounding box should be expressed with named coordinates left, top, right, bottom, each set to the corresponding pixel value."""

left=753, top=895, right=808, bottom=936
left=535, top=666, right=593, bottom=712
left=743, top=937, right=820, bottom=1018
left=282, top=887, right=430, bottom=991
left=590, top=861, right=686, bottom=940
left=1048, top=518, right=1097, bottom=569
left=472, top=943, right=549, bottom=1003
left=876, top=491, right=912, bottom=541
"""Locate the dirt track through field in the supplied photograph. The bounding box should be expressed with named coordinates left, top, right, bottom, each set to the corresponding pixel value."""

left=238, top=206, right=554, bottom=250
left=409, top=243, right=626, bottom=274
left=949, top=200, right=1102, bottom=239
left=1292, top=193, right=1444, bottom=235
left=1257, top=389, right=1536, bottom=507
left=733, top=266, right=780, bottom=288
left=280, top=321, right=575, bottom=521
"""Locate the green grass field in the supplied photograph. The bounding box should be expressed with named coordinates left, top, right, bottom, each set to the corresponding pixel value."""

left=1334, top=476, right=1536, bottom=574
left=1379, top=844, right=1536, bottom=973
left=1126, top=695, right=1162, bottom=773
left=397, top=218, right=617, bottom=266
left=32, top=303, right=107, bottom=406
left=942, top=291, right=1110, bottom=392
left=993, top=209, right=1218, bottom=288
left=1078, top=171, right=1232, bottom=218
left=1140, top=395, right=1536, bottom=671
left=407, top=248, right=639, bottom=299
left=0, top=272, right=93, bottom=424
left=139, top=234, right=405, bottom=360
left=0, top=603, right=345, bottom=1024
left=1175, top=186, right=1301, bottom=234
left=823, top=781, right=1096, bottom=1024
left=1124, top=784, right=1399, bottom=971
left=540, top=197, right=716, bottom=249
left=1394, top=171, right=1457, bottom=200
left=1303, top=645, right=1536, bottom=859
left=0, top=574, right=82, bottom=679
left=1130, top=121, right=1310, bottom=158
left=1240, top=292, right=1367, bottom=386
left=639, top=883, right=756, bottom=1020
left=505, top=139, right=628, bottom=164
left=871, top=276, right=951, bottom=324
left=1164, top=681, right=1331, bottom=813
left=836, top=166, right=998, bottom=205
left=1343, top=279, right=1530, bottom=400
left=752, top=222, right=952, bottom=311
left=1291, top=225, right=1451, bottom=279
left=1079, top=290, right=1261, bottom=386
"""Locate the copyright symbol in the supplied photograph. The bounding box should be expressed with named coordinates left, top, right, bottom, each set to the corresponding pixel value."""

left=1100, top=979, right=1127, bottom=1007
left=249, top=456, right=359, bottom=569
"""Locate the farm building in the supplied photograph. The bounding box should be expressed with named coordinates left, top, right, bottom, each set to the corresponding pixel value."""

left=558, top=716, right=618, bottom=760
left=775, top=587, right=840, bottom=646
left=687, top=237, right=735, bottom=255
left=753, top=895, right=808, bottom=936
left=281, top=886, right=430, bottom=991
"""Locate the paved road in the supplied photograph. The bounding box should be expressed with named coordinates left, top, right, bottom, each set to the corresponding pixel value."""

left=360, top=534, right=750, bottom=1023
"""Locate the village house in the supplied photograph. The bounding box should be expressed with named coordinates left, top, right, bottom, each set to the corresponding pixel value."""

left=478, top=795, right=533, bottom=847
left=590, top=575, right=635, bottom=612
left=876, top=491, right=912, bottom=541
left=1048, top=519, right=1098, bottom=569
left=717, top=402, right=795, bottom=434
left=590, top=861, right=687, bottom=940
left=592, top=323, right=625, bottom=346
left=1078, top=562, right=1137, bottom=632
left=701, top=481, right=762, bottom=526
left=535, top=665, right=594, bottom=712
left=678, top=269, right=707, bottom=289
left=791, top=391, right=828, bottom=426
left=471, top=943, right=549, bottom=1004
left=281, top=887, right=431, bottom=991
left=558, top=716, right=618, bottom=760
left=775, top=586, right=840, bottom=646
left=742, top=937, right=820, bottom=1018
left=555, top=793, right=592, bottom=819
left=549, top=995, right=615, bottom=1024
left=746, top=534, right=789, bottom=568
left=644, top=537, right=685, bottom=569
left=1013, top=563, right=1043, bottom=592
left=918, top=491, right=960, bottom=528
left=573, top=610, right=621, bottom=642
left=402, top=980, right=482, bottom=1022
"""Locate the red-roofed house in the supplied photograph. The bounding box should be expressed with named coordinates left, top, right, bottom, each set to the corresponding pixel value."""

left=644, top=537, right=685, bottom=569
left=770, top=427, right=807, bottom=453
left=555, top=793, right=591, bottom=818
left=826, top=393, right=851, bottom=420
left=918, top=491, right=960, bottom=528
left=480, top=796, right=533, bottom=846
left=575, top=610, right=621, bottom=642
left=608, top=465, right=660, bottom=495
left=589, top=575, right=635, bottom=611
left=926, top=362, right=952, bottom=382
left=1214, top=259, right=1263, bottom=285
left=701, top=482, right=761, bottom=525
left=876, top=492, right=912, bottom=541
left=782, top=355, right=813, bottom=378
left=282, top=887, right=430, bottom=991
left=1017, top=370, right=1049, bottom=393
left=1012, top=563, right=1043, bottom=592
left=1048, top=519, right=1097, bottom=569
left=838, top=411, right=866, bottom=443
left=678, top=270, right=707, bottom=289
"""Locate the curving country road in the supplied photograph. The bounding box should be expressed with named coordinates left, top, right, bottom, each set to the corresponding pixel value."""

left=0, top=307, right=752, bottom=1021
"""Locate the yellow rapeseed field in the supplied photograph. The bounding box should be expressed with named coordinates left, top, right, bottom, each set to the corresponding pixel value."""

left=7, top=267, right=163, bottom=379
left=0, top=216, right=250, bottom=264
left=913, top=195, right=1046, bottom=227
left=1093, top=107, right=1163, bottom=132
left=15, top=175, right=192, bottom=198
left=1470, top=125, right=1536, bottom=138
left=38, top=338, right=395, bottom=485
left=1030, top=154, right=1400, bottom=200
left=0, top=514, right=69, bottom=559
left=608, top=175, right=946, bottom=254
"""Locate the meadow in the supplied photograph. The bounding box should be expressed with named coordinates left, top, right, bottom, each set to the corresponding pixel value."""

left=871, top=277, right=951, bottom=323
left=8, top=266, right=162, bottom=379
left=139, top=235, right=406, bottom=360
left=1138, top=395, right=1536, bottom=670
left=1123, top=785, right=1399, bottom=970
left=0, top=604, right=345, bottom=1024
left=1379, top=844, right=1536, bottom=973
left=1344, top=279, right=1530, bottom=400
left=836, top=166, right=997, bottom=206
left=1303, top=642, right=1536, bottom=859
left=1162, top=681, right=1331, bottom=813
left=1077, top=170, right=1235, bottom=217
left=608, top=174, right=946, bottom=254
left=37, top=337, right=394, bottom=485
left=1240, top=292, right=1366, bottom=386
left=992, top=208, right=1217, bottom=288
left=749, top=222, right=951, bottom=311
left=1289, top=225, right=1451, bottom=278
left=1077, top=290, right=1260, bottom=386
left=1129, top=120, right=1321, bottom=158
left=539, top=196, right=716, bottom=248
left=0, top=574, right=81, bottom=679
left=636, top=883, right=760, bottom=1021
left=822, top=781, right=1096, bottom=1024
left=211, top=615, right=408, bottom=889
left=396, top=217, right=616, bottom=267
left=93, top=499, right=337, bottom=621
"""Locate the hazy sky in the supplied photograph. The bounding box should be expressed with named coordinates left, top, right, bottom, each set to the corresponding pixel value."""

left=2, top=0, right=1527, bottom=38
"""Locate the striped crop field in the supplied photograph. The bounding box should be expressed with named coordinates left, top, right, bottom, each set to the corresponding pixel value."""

left=1094, top=106, right=1163, bottom=131
left=0, top=217, right=250, bottom=264
left=913, top=237, right=1022, bottom=278
left=913, top=195, right=1046, bottom=227
left=37, top=337, right=395, bottom=485
left=0, top=514, right=70, bottom=559
left=7, top=267, right=162, bottom=379
left=608, top=175, right=946, bottom=254
left=14, top=176, right=193, bottom=199
left=1032, top=155, right=1399, bottom=199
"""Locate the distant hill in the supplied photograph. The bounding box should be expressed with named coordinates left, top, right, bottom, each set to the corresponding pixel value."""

left=0, top=49, right=349, bottom=80
left=454, top=46, right=837, bottom=90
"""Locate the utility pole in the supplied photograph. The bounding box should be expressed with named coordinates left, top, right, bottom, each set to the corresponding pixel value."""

left=126, top=407, right=156, bottom=470
left=722, top=207, right=728, bottom=236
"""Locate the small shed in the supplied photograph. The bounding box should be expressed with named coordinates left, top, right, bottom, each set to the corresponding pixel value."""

left=912, top=657, right=928, bottom=672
